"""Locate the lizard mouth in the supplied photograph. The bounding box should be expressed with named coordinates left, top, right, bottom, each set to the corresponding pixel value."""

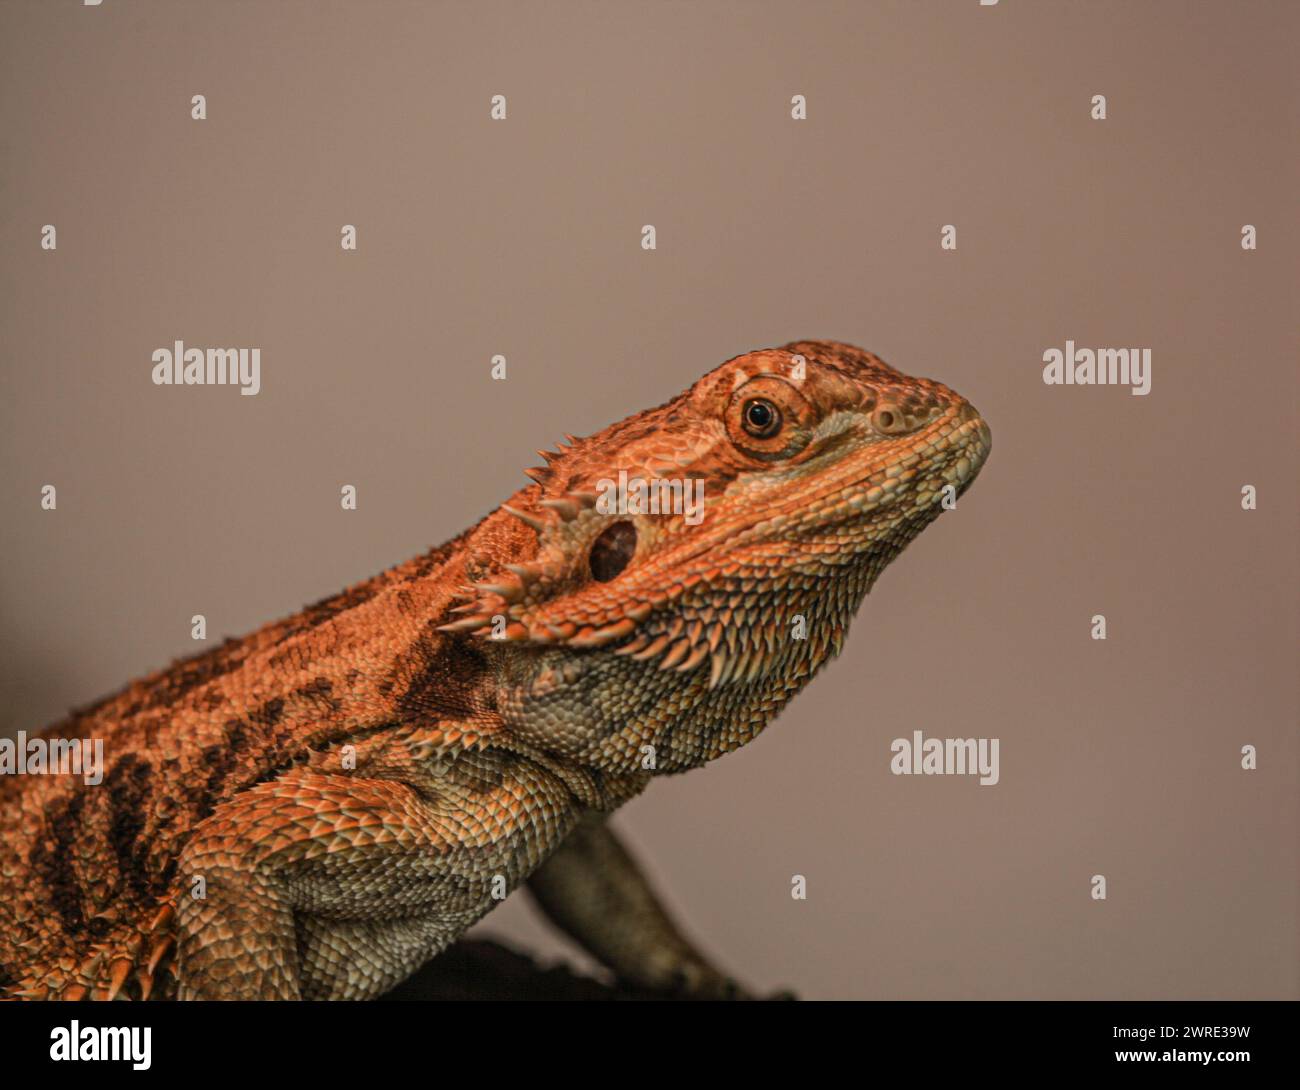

left=945, top=404, right=993, bottom=497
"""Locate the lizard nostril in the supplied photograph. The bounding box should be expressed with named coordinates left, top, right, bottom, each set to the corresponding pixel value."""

left=873, top=408, right=900, bottom=433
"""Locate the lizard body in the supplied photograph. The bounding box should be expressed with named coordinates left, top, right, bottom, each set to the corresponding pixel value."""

left=0, top=341, right=990, bottom=1000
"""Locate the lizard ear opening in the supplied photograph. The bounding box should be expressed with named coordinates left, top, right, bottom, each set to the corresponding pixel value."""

left=589, top=520, right=637, bottom=582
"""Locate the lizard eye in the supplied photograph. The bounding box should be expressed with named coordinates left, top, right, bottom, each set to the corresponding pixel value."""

left=725, top=375, right=815, bottom=461
left=742, top=398, right=782, bottom=438
left=589, top=520, right=636, bottom=582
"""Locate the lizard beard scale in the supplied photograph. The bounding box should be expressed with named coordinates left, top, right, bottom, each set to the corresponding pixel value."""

left=0, top=341, right=991, bottom=1000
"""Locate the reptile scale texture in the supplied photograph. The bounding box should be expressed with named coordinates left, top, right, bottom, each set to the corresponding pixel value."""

left=0, top=341, right=991, bottom=1000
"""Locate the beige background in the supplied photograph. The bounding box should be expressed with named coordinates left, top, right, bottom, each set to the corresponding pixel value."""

left=1, top=1, right=1295, bottom=999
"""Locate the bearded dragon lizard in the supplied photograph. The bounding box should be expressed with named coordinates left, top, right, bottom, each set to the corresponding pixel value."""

left=0, top=340, right=991, bottom=1000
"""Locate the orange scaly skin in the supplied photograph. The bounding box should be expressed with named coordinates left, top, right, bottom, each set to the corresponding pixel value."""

left=0, top=341, right=991, bottom=1000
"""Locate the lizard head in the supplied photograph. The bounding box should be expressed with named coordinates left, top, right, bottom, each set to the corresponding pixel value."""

left=441, top=340, right=990, bottom=772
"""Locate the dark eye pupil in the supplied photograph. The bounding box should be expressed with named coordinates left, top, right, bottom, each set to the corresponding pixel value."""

left=743, top=398, right=780, bottom=437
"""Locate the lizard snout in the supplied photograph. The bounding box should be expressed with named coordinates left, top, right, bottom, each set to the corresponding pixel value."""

left=947, top=397, right=992, bottom=492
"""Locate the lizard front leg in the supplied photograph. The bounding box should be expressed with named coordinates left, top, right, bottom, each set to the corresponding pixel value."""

left=525, top=811, right=746, bottom=998
left=174, top=771, right=449, bottom=999
left=176, top=757, right=578, bottom=999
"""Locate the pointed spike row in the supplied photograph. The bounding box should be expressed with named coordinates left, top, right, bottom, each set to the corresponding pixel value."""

left=659, top=639, right=690, bottom=670
left=558, top=624, right=590, bottom=644
left=614, top=634, right=651, bottom=656
left=437, top=615, right=493, bottom=634
left=105, top=958, right=133, bottom=1001
left=504, top=562, right=541, bottom=585
left=13, top=984, right=47, bottom=1000
left=586, top=618, right=638, bottom=644
left=523, top=466, right=550, bottom=485
left=677, top=644, right=710, bottom=672
left=472, top=578, right=523, bottom=603
left=632, top=633, right=672, bottom=661
left=708, top=653, right=729, bottom=689
left=501, top=504, right=548, bottom=534
left=539, top=497, right=580, bottom=521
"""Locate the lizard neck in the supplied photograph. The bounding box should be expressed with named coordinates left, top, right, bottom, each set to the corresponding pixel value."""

left=488, top=553, right=883, bottom=776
